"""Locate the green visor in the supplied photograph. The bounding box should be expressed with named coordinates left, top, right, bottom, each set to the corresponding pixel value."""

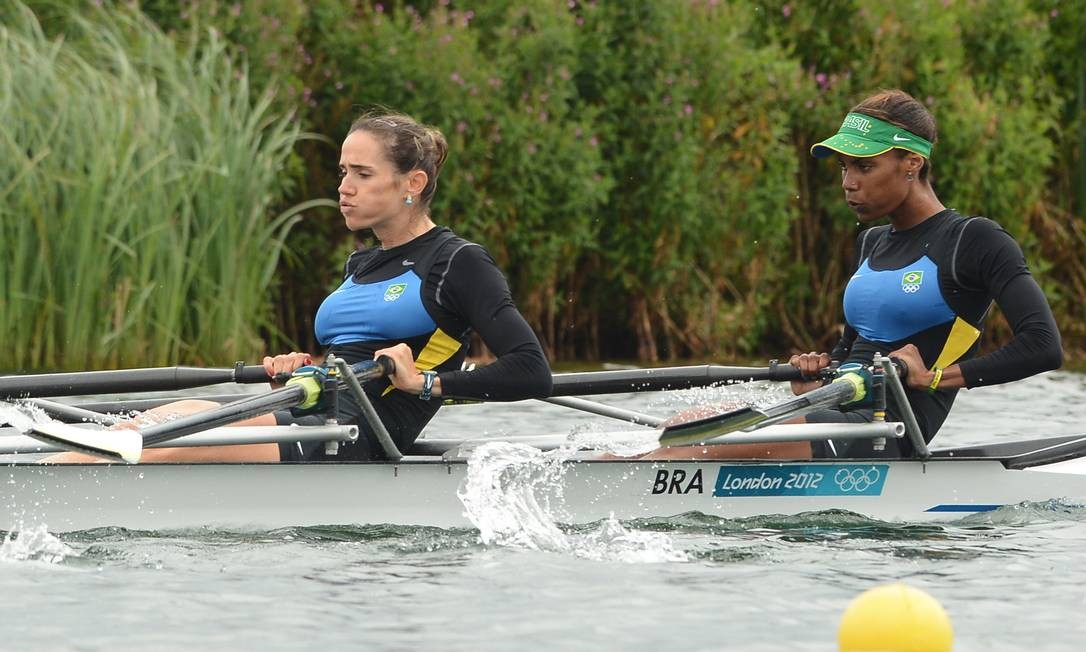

left=811, top=112, right=933, bottom=159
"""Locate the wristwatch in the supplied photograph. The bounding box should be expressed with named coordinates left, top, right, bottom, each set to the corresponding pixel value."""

left=419, top=370, right=438, bottom=401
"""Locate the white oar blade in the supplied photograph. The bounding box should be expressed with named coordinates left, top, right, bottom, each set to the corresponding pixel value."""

left=28, top=421, right=142, bottom=464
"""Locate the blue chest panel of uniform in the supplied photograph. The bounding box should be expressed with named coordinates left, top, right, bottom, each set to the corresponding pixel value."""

left=843, top=255, right=954, bottom=343
left=314, top=269, right=436, bottom=346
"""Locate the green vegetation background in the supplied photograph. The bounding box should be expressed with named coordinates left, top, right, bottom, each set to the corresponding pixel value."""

left=1, top=0, right=1083, bottom=371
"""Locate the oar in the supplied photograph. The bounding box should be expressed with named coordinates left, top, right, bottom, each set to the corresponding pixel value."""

left=55, top=362, right=808, bottom=418
left=4, top=360, right=807, bottom=404
left=547, top=362, right=803, bottom=396
left=658, top=370, right=868, bottom=447
left=29, top=398, right=122, bottom=426
left=26, top=357, right=395, bottom=463
left=0, top=363, right=280, bottom=399
left=25, top=420, right=143, bottom=464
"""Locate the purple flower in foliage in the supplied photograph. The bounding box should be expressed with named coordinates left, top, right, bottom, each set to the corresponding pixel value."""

left=782, top=4, right=791, bottom=17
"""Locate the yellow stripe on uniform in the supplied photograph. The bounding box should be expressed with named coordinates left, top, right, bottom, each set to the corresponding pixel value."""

left=933, top=317, right=982, bottom=370
left=382, top=328, right=464, bottom=396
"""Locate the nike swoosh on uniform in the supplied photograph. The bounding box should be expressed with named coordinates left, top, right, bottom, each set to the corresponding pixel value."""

left=892, top=135, right=910, bottom=142
left=402, top=260, right=415, bottom=266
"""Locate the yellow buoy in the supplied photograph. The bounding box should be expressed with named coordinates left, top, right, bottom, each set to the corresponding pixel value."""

left=838, top=583, right=953, bottom=652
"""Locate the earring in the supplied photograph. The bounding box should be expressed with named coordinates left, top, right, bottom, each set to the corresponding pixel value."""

left=404, top=195, right=414, bottom=205
left=906, top=172, right=914, bottom=181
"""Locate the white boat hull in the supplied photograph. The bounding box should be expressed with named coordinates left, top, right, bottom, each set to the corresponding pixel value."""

left=5, top=455, right=1086, bottom=532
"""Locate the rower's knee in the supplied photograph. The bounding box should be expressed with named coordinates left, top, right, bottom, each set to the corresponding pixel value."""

left=125, top=399, right=222, bottom=427
left=159, top=399, right=222, bottom=414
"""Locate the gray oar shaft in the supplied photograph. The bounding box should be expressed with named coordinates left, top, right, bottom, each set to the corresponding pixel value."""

left=30, top=398, right=122, bottom=426
left=546, top=363, right=803, bottom=396
left=541, top=396, right=664, bottom=428
left=757, top=380, right=858, bottom=423
left=140, top=385, right=307, bottom=446
left=0, top=365, right=272, bottom=399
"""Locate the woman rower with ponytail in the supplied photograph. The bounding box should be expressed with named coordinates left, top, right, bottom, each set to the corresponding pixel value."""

left=49, top=111, right=552, bottom=463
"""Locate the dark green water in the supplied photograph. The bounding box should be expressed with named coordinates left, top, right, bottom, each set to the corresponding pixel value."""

left=4, top=372, right=1086, bottom=651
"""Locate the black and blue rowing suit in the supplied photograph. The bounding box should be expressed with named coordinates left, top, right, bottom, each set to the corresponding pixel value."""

left=277, top=226, right=552, bottom=461
left=810, top=209, right=1061, bottom=458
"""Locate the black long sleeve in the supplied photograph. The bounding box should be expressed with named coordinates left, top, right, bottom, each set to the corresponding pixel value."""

left=431, top=244, right=552, bottom=400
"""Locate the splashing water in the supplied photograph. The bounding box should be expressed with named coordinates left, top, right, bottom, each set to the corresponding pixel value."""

left=565, top=423, right=659, bottom=458
left=1, top=523, right=74, bottom=565
left=458, top=442, right=570, bottom=551
left=0, top=401, right=51, bottom=433
left=458, top=442, right=687, bottom=563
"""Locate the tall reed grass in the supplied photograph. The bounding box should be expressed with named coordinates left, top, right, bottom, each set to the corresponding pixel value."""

left=0, top=2, right=332, bottom=371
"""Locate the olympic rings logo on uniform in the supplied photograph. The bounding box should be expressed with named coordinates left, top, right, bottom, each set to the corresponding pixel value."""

left=834, top=467, right=882, bottom=492
left=901, top=270, right=923, bottom=294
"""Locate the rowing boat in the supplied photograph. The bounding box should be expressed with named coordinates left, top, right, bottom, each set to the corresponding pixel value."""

left=3, top=433, right=1086, bottom=531
left=2, top=360, right=1085, bottom=532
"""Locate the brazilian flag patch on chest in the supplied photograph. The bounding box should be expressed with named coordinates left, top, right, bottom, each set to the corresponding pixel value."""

left=383, top=283, right=408, bottom=302
left=901, top=270, right=923, bottom=294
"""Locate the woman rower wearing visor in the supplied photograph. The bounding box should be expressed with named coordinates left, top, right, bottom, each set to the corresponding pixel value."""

left=647, top=89, right=1062, bottom=460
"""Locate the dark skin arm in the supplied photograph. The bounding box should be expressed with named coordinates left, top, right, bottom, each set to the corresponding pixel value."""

left=789, top=345, right=943, bottom=394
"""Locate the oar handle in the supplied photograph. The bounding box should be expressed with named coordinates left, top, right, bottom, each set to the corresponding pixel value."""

left=233, top=363, right=286, bottom=384
left=379, top=355, right=396, bottom=375
left=243, top=355, right=397, bottom=386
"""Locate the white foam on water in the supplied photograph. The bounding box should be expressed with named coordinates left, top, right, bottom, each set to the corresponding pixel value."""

left=0, top=523, right=74, bottom=565
left=458, top=441, right=686, bottom=563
